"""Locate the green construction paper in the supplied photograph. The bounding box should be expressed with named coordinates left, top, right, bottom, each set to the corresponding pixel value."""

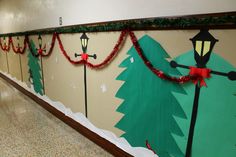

left=115, top=35, right=187, bottom=157
left=27, top=40, right=43, bottom=95
left=173, top=51, right=236, bottom=157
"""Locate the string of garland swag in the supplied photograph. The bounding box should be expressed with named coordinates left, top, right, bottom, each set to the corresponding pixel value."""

left=0, top=30, right=192, bottom=84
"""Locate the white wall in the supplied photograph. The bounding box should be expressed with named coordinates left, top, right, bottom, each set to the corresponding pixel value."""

left=0, top=0, right=236, bottom=33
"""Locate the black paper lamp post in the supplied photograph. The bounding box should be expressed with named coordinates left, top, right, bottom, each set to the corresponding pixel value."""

left=38, top=34, right=43, bottom=49
left=16, top=36, right=21, bottom=51
left=36, top=34, right=46, bottom=54
left=3, top=37, right=6, bottom=49
left=75, top=32, right=96, bottom=118
left=170, top=29, right=236, bottom=157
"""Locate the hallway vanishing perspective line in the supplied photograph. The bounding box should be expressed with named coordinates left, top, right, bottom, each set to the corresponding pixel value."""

left=0, top=77, right=112, bottom=157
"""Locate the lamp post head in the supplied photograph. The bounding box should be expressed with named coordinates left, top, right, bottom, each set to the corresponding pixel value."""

left=3, top=36, right=6, bottom=46
left=38, top=34, right=42, bottom=48
left=80, top=32, right=89, bottom=53
left=190, top=29, right=218, bottom=68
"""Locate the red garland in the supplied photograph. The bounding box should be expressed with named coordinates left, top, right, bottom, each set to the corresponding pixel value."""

left=0, top=30, right=193, bottom=84
left=56, top=30, right=128, bottom=67
left=86, top=30, right=128, bottom=69
left=40, top=32, right=57, bottom=57
left=11, top=36, right=28, bottom=54
left=27, top=33, right=56, bottom=57
left=0, top=37, right=11, bottom=52
left=128, top=31, right=192, bottom=84
left=0, top=33, right=56, bottom=57
left=56, top=33, right=84, bottom=64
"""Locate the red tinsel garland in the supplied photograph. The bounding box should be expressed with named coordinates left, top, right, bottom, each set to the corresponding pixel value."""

left=11, top=36, right=28, bottom=54
left=0, top=30, right=193, bottom=84
left=85, top=30, right=128, bottom=69
left=0, top=37, right=11, bottom=52
left=128, top=31, right=192, bottom=84
left=40, top=32, right=57, bottom=57
left=56, top=30, right=128, bottom=67
left=56, top=33, right=84, bottom=64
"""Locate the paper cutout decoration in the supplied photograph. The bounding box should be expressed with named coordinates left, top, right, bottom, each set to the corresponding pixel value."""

left=27, top=40, right=44, bottom=95
left=171, top=30, right=236, bottom=157
left=173, top=51, right=236, bottom=157
left=171, top=29, right=218, bottom=157
left=74, top=32, right=97, bottom=118
left=36, top=34, right=46, bottom=55
left=115, top=35, right=186, bottom=157
left=100, top=84, right=107, bottom=93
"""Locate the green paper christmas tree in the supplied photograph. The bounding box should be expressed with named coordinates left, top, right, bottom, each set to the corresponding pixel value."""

left=27, top=40, right=44, bottom=95
left=173, top=51, right=236, bottom=157
left=115, top=35, right=187, bottom=157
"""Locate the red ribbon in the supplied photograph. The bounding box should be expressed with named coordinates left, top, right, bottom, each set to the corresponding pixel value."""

left=81, top=53, right=88, bottom=61
left=38, top=48, right=43, bottom=55
left=189, top=67, right=211, bottom=87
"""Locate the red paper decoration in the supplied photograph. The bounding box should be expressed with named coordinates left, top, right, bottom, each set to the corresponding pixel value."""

left=189, top=67, right=211, bottom=86
left=0, top=30, right=193, bottom=84
left=81, top=54, right=88, bottom=60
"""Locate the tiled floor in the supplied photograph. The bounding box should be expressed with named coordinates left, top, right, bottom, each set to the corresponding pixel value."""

left=0, top=77, right=112, bottom=157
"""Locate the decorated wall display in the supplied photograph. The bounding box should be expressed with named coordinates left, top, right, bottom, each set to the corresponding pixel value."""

left=170, top=30, right=236, bottom=157
left=115, top=31, right=236, bottom=157
left=173, top=51, right=236, bottom=157
left=0, top=13, right=236, bottom=157
left=74, top=32, right=97, bottom=118
left=27, top=40, right=44, bottom=95
left=115, top=35, right=187, bottom=157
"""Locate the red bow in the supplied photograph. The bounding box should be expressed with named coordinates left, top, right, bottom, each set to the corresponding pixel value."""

left=189, top=67, right=211, bottom=87
left=38, top=48, right=43, bottom=55
left=17, top=47, right=21, bottom=52
left=81, top=53, right=88, bottom=61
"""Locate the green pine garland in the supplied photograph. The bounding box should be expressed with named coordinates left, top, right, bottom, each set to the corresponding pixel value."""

left=0, top=12, right=236, bottom=37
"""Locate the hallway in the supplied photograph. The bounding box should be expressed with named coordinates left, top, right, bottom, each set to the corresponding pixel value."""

left=0, top=77, right=112, bottom=157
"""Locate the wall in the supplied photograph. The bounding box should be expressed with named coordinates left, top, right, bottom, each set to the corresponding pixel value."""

left=0, top=1, right=236, bottom=154
left=0, top=0, right=236, bottom=33
left=1, top=29, right=236, bottom=136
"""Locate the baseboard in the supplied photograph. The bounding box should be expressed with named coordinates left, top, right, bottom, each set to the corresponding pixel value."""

left=0, top=73, right=132, bottom=157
